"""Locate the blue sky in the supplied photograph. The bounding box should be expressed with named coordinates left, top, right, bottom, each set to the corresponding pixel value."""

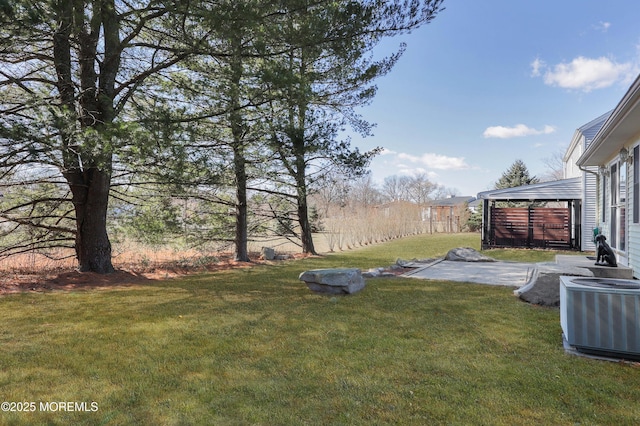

left=347, top=0, right=640, bottom=197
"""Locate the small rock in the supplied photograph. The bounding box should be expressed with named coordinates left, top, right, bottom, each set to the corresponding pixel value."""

left=396, top=258, right=417, bottom=267
left=362, top=268, right=381, bottom=278
left=445, top=247, right=495, bottom=262
left=261, top=247, right=276, bottom=260
left=396, top=258, right=440, bottom=268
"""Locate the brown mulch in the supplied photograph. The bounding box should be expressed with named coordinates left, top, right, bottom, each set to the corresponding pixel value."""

left=0, top=252, right=411, bottom=296
left=0, top=253, right=305, bottom=295
left=0, top=270, right=151, bottom=294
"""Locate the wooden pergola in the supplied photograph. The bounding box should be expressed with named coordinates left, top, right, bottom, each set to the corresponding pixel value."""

left=477, top=178, right=583, bottom=251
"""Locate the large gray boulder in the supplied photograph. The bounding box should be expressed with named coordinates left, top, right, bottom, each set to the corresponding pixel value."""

left=515, top=263, right=593, bottom=306
left=299, top=268, right=365, bottom=295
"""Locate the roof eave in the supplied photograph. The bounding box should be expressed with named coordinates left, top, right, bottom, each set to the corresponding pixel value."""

left=476, top=177, right=582, bottom=201
left=577, top=75, right=640, bottom=167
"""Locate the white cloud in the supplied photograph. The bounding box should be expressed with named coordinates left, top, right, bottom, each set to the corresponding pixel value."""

left=396, top=152, right=468, bottom=170
left=399, top=166, right=425, bottom=175
left=395, top=165, right=439, bottom=179
left=380, top=147, right=397, bottom=155
left=594, top=21, right=611, bottom=32
left=483, top=124, right=556, bottom=139
left=540, top=56, right=636, bottom=92
left=530, top=57, right=545, bottom=77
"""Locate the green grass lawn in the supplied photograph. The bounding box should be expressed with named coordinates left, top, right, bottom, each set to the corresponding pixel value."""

left=1, top=233, right=638, bottom=425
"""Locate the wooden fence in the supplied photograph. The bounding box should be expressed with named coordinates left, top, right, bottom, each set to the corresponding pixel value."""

left=490, top=207, right=572, bottom=249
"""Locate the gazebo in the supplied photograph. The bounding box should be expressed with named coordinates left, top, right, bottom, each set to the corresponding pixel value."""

left=477, top=178, right=583, bottom=251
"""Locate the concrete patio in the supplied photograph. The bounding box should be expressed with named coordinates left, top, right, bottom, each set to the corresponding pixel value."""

left=402, top=258, right=535, bottom=286
left=402, top=254, right=634, bottom=286
left=554, top=255, right=633, bottom=279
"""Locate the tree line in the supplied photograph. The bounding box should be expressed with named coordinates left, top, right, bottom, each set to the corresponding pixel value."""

left=0, top=0, right=445, bottom=273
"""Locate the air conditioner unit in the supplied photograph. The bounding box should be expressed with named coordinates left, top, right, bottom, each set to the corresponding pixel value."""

left=560, top=276, right=640, bottom=360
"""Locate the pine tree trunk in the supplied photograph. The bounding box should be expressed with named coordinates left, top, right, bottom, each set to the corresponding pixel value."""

left=52, top=0, right=118, bottom=274
left=234, top=146, right=250, bottom=262
left=229, top=33, right=250, bottom=262
left=297, top=192, right=317, bottom=255
left=294, top=160, right=317, bottom=255
left=66, top=167, right=115, bottom=274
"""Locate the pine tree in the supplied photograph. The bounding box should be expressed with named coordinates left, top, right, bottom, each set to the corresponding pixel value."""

left=0, top=1, right=193, bottom=272
left=495, top=160, right=540, bottom=189
left=262, top=0, right=444, bottom=254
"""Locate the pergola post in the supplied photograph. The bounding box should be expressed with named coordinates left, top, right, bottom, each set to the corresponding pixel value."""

left=481, top=198, right=490, bottom=249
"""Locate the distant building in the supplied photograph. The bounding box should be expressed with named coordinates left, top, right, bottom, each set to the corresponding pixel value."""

left=424, top=196, right=475, bottom=233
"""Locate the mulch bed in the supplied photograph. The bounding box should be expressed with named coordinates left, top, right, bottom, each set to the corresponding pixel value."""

left=0, top=252, right=322, bottom=295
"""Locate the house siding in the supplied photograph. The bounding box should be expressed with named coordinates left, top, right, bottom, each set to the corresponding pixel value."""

left=563, top=114, right=611, bottom=251
left=582, top=169, right=598, bottom=251
left=629, top=224, right=640, bottom=278
left=629, top=142, right=640, bottom=278
left=564, top=135, right=585, bottom=179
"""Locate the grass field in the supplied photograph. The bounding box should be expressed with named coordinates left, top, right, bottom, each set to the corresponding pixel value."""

left=0, top=233, right=639, bottom=425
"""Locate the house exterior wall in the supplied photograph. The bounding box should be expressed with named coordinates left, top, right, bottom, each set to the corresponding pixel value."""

left=563, top=132, right=599, bottom=251
left=629, top=143, right=640, bottom=276
left=575, top=77, right=640, bottom=277
left=580, top=172, right=598, bottom=251
left=595, top=138, right=640, bottom=277
left=564, top=134, right=585, bottom=179
left=582, top=170, right=598, bottom=252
